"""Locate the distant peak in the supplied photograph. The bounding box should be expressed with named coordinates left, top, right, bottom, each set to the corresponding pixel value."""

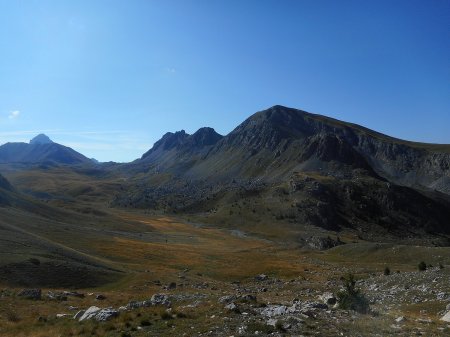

left=191, top=127, right=223, bottom=146
left=30, top=134, right=54, bottom=145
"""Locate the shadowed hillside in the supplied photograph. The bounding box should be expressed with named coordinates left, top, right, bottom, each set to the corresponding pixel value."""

left=113, top=105, right=450, bottom=244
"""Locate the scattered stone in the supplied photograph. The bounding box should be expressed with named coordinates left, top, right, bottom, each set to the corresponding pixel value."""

left=79, top=306, right=101, bottom=321
left=64, top=291, right=84, bottom=298
left=56, top=314, right=70, bottom=318
left=240, top=294, right=257, bottom=302
left=18, top=288, right=41, bottom=300
left=225, top=302, right=239, bottom=313
left=441, top=311, right=450, bottom=322
left=395, top=316, right=406, bottom=323
left=255, top=274, right=268, bottom=281
left=219, top=295, right=236, bottom=304
left=151, top=293, right=171, bottom=307
left=95, top=308, right=119, bottom=322
left=73, top=310, right=85, bottom=320
left=127, top=300, right=143, bottom=309
left=47, top=291, right=67, bottom=301
left=319, top=292, right=337, bottom=305
left=261, top=305, right=288, bottom=317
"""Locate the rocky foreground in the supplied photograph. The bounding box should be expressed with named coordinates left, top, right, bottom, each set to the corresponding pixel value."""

left=2, top=266, right=449, bottom=336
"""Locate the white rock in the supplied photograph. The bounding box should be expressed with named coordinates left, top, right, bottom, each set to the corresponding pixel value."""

left=56, top=314, right=70, bottom=318
left=441, top=311, right=450, bottom=322
left=79, top=306, right=101, bottom=321
left=73, top=310, right=85, bottom=320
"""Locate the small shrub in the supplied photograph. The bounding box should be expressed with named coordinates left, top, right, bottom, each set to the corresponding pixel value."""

left=140, top=319, right=151, bottom=326
left=175, top=311, right=187, bottom=318
left=160, top=311, right=172, bottom=320
left=336, top=273, right=370, bottom=314
left=28, top=258, right=41, bottom=265
left=246, top=321, right=274, bottom=334
left=275, top=320, right=286, bottom=332
left=439, top=263, right=444, bottom=269
left=5, top=310, right=21, bottom=322
left=383, top=266, right=390, bottom=276
left=418, top=261, right=427, bottom=271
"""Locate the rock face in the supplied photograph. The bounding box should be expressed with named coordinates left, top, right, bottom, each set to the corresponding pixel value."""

left=134, top=106, right=450, bottom=193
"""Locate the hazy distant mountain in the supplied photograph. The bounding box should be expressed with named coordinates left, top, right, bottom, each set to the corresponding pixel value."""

left=0, top=134, right=91, bottom=165
left=116, top=105, right=450, bottom=243
left=29, top=134, right=54, bottom=145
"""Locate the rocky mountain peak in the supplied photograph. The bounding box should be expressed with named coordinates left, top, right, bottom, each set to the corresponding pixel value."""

left=30, top=134, right=54, bottom=145
left=190, top=127, right=223, bottom=147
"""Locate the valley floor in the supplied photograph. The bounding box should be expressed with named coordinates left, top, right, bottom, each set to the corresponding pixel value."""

left=0, top=211, right=449, bottom=336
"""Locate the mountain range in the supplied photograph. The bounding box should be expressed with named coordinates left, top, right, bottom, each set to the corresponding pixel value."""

left=1, top=105, right=450, bottom=245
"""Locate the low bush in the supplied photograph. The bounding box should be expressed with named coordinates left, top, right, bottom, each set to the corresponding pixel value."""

left=418, top=261, right=427, bottom=271
left=337, top=273, right=370, bottom=314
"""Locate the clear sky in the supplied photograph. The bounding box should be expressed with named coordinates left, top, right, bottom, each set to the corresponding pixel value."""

left=0, top=0, right=449, bottom=162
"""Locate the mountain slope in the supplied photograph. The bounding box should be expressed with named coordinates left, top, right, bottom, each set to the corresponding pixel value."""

left=130, top=127, right=223, bottom=174
left=0, top=134, right=91, bottom=165
left=0, top=173, right=122, bottom=287
left=115, top=105, right=450, bottom=244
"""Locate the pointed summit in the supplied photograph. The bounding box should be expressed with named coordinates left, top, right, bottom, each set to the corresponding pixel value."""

left=189, top=127, right=223, bottom=147
left=30, top=134, right=54, bottom=145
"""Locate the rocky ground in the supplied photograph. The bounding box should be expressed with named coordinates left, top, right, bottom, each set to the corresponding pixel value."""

left=1, top=265, right=449, bottom=337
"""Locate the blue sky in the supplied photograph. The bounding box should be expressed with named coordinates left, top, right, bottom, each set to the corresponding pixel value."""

left=0, top=0, right=449, bottom=162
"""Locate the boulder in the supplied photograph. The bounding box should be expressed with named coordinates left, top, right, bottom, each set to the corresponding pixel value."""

left=225, top=302, right=239, bottom=313
left=73, top=310, right=85, bottom=320
left=150, top=294, right=171, bottom=307
left=441, top=311, right=450, bottom=322
left=255, top=274, right=268, bottom=281
left=240, top=294, right=257, bottom=302
left=63, top=291, right=84, bottom=298
left=219, top=295, right=236, bottom=304
left=47, top=291, right=67, bottom=301
left=79, top=306, right=101, bottom=321
left=127, top=300, right=144, bottom=309
left=261, top=305, right=288, bottom=317
left=56, top=314, right=70, bottom=318
left=319, top=292, right=336, bottom=305
left=95, top=308, right=119, bottom=322
left=18, top=289, right=41, bottom=300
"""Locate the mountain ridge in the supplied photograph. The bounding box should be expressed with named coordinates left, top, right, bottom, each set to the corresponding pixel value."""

left=112, top=105, right=450, bottom=244
left=0, top=135, right=91, bottom=165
